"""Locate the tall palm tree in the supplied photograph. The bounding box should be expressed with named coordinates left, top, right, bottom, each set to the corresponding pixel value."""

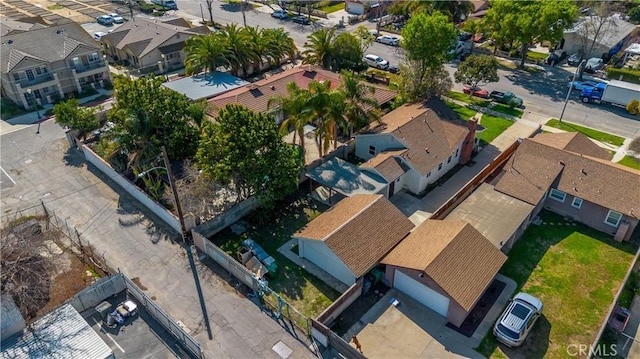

left=220, top=24, right=252, bottom=77
left=305, top=80, right=345, bottom=155
left=183, top=33, right=230, bottom=76
left=340, top=70, right=381, bottom=136
left=302, top=28, right=336, bottom=69
left=264, top=28, right=298, bottom=68
left=243, top=26, right=267, bottom=72
left=267, top=82, right=309, bottom=148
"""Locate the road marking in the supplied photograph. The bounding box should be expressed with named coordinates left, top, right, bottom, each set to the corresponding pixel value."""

left=0, top=166, right=16, bottom=184
left=91, top=317, right=125, bottom=353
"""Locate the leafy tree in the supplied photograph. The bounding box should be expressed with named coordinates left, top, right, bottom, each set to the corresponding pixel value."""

left=353, top=25, right=374, bottom=52
left=330, top=33, right=367, bottom=72
left=454, top=55, right=499, bottom=94
left=303, top=28, right=336, bottom=69
left=184, top=33, right=230, bottom=76
left=267, top=82, right=310, bottom=148
left=400, top=11, right=456, bottom=101
left=108, top=76, right=199, bottom=165
left=399, top=60, right=453, bottom=102
left=196, top=104, right=303, bottom=206
left=483, top=0, right=578, bottom=68
left=53, top=98, right=100, bottom=139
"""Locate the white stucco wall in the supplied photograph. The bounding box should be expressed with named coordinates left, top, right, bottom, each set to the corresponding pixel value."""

left=355, top=134, right=405, bottom=161
left=297, top=237, right=356, bottom=286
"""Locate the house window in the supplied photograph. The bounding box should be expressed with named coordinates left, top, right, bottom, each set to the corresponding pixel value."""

left=447, top=156, right=452, bottom=163
left=571, top=197, right=583, bottom=209
left=368, top=145, right=375, bottom=155
left=13, top=73, right=21, bottom=81
left=604, top=210, right=622, bottom=227
left=438, top=163, right=443, bottom=171
left=548, top=188, right=566, bottom=202
left=455, top=148, right=459, bottom=157
left=88, top=52, right=100, bottom=62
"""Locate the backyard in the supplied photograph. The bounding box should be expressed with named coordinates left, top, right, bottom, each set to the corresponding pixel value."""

left=213, top=191, right=340, bottom=319
left=545, top=119, right=625, bottom=146
left=476, top=211, right=636, bottom=359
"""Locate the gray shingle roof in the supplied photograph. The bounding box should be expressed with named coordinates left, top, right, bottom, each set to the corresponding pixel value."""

left=1, top=22, right=100, bottom=73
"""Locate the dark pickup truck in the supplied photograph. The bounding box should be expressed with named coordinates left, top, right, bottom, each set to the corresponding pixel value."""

left=489, top=91, right=524, bottom=108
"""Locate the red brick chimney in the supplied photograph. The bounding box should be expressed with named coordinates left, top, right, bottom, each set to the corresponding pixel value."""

left=459, top=117, right=478, bottom=164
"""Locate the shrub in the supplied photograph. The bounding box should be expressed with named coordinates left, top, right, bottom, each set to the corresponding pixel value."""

left=627, top=99, right=640, bottom=115
left=607, top=67, right=640, bottom=84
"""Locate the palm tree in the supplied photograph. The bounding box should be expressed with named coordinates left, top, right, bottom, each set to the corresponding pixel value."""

left=340, top=70, right=381, bottom=136
left=264, top=28, right=297, bottom=68
left=220, top=24, right=252, bottom=77
left=267, top=82, right=309, bottom=148
left=305, top=80, right=345, bottom=155
left=243, top=26, right=267, bottom=72
left=183, top=33, right=230, bottom=76
left=302, top=28, right=336, bottom=69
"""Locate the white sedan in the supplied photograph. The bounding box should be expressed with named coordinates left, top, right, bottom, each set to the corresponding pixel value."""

left=109, top=13, right=124, bottom=24
left=376, top=35, right=400, bottom=46
left=567, top=80, right=600, bottom=91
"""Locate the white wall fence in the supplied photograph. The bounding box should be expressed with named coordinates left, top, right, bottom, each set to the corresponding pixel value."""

left=194, top=196, right=260, bottom=238
left=68, top=274, right=126, bottom=312
left=81, top=144, right=181, bottom=233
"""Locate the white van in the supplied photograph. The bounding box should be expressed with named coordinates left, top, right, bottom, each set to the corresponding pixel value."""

left=151, top=0, right=177, bottom=10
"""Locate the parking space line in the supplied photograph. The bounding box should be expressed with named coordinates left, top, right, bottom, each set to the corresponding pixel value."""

left=91, top=317, right=125, bottom=353
left=0, top=166, right=16, bottom=184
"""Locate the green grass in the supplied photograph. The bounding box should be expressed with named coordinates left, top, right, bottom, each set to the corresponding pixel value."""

left=479, top=114, right=514, bottom=143
left=47, top=4, right=64, bottom=10
left=318, top=1, right=344, bottom=13
left=617, top=155, right=640, bottom=170
left=213, top=192, right=339, bottom=318
left=546, top=119, right=626, bottom=146
left=527, top=51, right=548, bottom=62
left=443, top=100, right=478, bottom=121
left=446, top=91, right=491, bottom=107
left=490, top=103, right=523, bottom=118
left=476, top=211, right=636, bottom=359
left=1, top=98, right=28, bottom=120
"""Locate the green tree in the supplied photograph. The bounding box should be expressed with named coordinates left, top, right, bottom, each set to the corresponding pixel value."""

left=302, top=28, right=336, bottom=69
left=263, top=28, right=297, bottom=68
left=108, top=76, right=199, bottom=165
left=330, top=32, right=367, bottom=72
left=53, top=98, right=100, bottom=139
left=340, top=70, right=380, bottom=135
left=196, top=104, right=303, bottom=206
left=353, top=25, right=374, bottom=53
left=400, top=11, right=456, bottom=101
left=399, top=60, right=453, bottom=102
left=267, top=82, right=310, bottom=148
left=220, top=23, right=253, bottom=76
left=454, top=55, right=499, bottom=95
left=184, top=33, right=230, bottom=76
left=305, top=80, right=345, bottom=154
left=483, top=0, right=578, bottom=68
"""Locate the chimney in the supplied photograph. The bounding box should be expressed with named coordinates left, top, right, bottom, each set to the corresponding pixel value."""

left=459, top=117, right=478, bottom=165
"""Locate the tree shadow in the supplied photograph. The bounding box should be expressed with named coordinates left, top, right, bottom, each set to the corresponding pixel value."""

left=62, top=146, right=85, bottom=168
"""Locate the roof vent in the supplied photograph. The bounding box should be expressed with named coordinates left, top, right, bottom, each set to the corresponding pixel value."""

left=581, top=168, right=586, bottom=175
left=559, top=160, right=565, bottom=166
left=156, top=32, right=160, bottom=35
left=424, top=147, right=429, bottom=153
left=56, top=29, right=62, bottom=34
left=8, top=40, right=13, bottom=44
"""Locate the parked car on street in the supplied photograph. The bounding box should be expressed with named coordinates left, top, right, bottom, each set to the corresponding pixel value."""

left=96, top=15, right=114, bottom=25
left=490, top=90, right=524, bottom=108
left=292, top=15, right=311, bottom=25
left=387, top=64, right=399, bottom=74
left=364, top=54, right=389, bottom=70
left=544, top=50, right=566, bottom=66
left=585, top=57, right=605, bottom=73
left=108, top=13, right=124, bottom=23
left=151, top=0, right=178, bottom=9
left=271, top=10, right=288, bottom=19
left=493, top=292, right=543, bottom=347
left=567, top=53, right=582, bottom=66
left=567, top=80, right=600, bottom=91
left=376, top=35, right=400, bottom=46
left=463, top=85, right=489, bottom=98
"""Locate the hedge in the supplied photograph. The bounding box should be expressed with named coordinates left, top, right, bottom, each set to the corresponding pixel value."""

left=607, top=67, right=640, bottom=84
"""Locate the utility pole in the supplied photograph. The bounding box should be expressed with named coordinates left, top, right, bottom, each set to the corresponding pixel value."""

left=161, top=146, right=188, bottom=243
left=559, top=59, right=586, bottom=123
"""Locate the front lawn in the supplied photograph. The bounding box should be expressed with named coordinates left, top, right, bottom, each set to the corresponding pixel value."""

left=479, top=114, right=514, bottom=144
left=446, top=91, right=491, bottom=107
left=476, top=211, right=636, bottom=359
left=490, top=103, right=523, bottom=118
left=318, top=1, right=344, bottom=13
left=617, top=155, right=640, bottom=170
left=545, top=119, right=626, bottom=146
left=213, top=192, right=340, bottom=319
left=444, top=100, right=478, bottom=121
left=1, top=98, right=28, bottom=120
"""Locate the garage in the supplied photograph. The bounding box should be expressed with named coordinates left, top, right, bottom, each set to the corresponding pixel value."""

left=393, top=270, right=450, bottom=317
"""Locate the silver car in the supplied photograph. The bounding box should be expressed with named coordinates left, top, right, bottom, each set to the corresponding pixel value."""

left=376, top=35, right=399, bottom=46
left=364, top=54, right=389, bottom=70
left=493, top=292, right=543, bottom=347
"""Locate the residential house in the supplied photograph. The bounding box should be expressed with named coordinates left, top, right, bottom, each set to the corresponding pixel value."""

left=294, top=194, right=414, bottom=286
left=206, top=65, right=397, bottom=121
left=101, top=17, right=210, bottom=75
left=382, top=219, right=507, bottom=327
left=560, top=16, right=638, bottom=59
left=1, top=22, right=110, bottom=109
left=493, top=132, right=639, bottom=241
left=345, top=0, right=380, bottom=15
left=355, top=98, right=478, bottom=197
left=1, top=16, right=49, bottom=37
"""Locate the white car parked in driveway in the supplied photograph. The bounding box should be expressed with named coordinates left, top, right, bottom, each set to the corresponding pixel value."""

left=376, top=35, right=400, bottom=46
left=364, top=54, right=389, bottom=70
left=493, top=292, right=542, bottom=347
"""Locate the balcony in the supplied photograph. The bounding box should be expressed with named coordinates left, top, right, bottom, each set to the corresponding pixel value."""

left=71, top=61, right=107, bottom=74
left=15, top=73, right=56, bottom=88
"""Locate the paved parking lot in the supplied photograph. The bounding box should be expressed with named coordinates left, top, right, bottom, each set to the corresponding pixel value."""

left=81, top=291, right=196, bottom=359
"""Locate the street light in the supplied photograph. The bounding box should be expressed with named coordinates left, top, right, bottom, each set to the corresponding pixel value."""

left=26, top=88, right=41, bottom=119
left=559, top=59, right=586, bottom=123
left=137, top=146, right=189, bottom=243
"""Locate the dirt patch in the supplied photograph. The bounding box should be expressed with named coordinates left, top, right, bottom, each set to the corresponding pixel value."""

left=37, top=251, right=92, bottom=317
left=23, top=0, right=92, bottom=23
left=132, top=277, right=148, bottom=290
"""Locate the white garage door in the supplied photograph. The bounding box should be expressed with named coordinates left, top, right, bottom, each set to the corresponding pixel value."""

left=394, top=270, right=450, bottom=317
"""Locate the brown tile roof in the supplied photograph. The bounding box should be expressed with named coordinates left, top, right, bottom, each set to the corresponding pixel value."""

left=373, top=100, right=469, bottom=175
left=206, top=65, right=397, bottom=117
left=531, top=132, right=612, bottom=160
left=295, top=194, right=414, bottom=278
left=361, top=149, right=408, bottom=181
left=382, top=220, right=507, bottom=311
left=495, top=135, right=640, bottom=216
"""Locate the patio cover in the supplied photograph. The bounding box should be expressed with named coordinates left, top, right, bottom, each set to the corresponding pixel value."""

left=306, top=157, right=387, bottom=197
